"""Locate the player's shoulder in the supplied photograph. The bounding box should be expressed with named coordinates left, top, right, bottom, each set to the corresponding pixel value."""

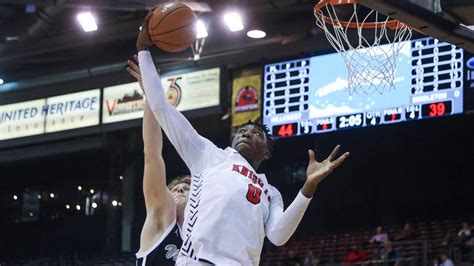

left=191, top=141, right=227, bottom=173
left=267, top=184, right=283, bottom=200
left=225, top=146, right=238, bottom=155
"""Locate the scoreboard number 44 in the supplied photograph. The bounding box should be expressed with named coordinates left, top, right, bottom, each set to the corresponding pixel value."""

left=273, top=123, right=298, bottom=137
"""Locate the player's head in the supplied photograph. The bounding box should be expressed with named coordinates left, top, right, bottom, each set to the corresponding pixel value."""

left=231, top=121, right=274, bottom=164
left=168, top=176, right=191, bottom=207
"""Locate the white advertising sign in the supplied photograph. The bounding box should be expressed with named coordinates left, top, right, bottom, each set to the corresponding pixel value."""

left=0, top=89, right=100, bottom=140
left=45, top=90, right=100, bottom=133
left=161, top=68, right=220, bottom=112
left=102, top=82, right=145, bottom=124
left=0, top=99, right=46, bottom=141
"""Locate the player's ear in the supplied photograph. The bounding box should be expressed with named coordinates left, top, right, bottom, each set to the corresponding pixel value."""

left=263, top=148, right=271, bottom=160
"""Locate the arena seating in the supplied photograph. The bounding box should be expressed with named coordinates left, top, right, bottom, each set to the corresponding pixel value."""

left=260, top=217, right=474, bottom=265
left=1, top=218, right=472, bottom=265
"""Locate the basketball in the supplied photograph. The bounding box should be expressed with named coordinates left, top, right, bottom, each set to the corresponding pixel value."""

left=148, top=2, right=197, bottom=53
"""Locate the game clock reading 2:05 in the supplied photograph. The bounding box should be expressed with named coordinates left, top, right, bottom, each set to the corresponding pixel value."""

left=336, top=113, right=364, bottom=129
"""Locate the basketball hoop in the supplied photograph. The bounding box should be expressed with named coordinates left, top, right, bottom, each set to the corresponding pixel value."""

left=314, top=0, right=413, bottom=95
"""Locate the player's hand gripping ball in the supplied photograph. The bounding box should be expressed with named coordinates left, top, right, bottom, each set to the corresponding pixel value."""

left=148, top=2, right=197, bottom=53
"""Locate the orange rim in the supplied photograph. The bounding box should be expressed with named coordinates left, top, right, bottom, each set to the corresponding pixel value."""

left=314, top=0, right=408, bottom=30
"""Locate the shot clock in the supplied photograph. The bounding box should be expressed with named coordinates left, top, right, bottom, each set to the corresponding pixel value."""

left=263, top=37, right=465, bottom=138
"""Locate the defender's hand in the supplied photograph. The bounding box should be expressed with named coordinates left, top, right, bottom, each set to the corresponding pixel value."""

left=127, top=54, right=160, bottom=93
left=127, top=55, right=144, bottom=91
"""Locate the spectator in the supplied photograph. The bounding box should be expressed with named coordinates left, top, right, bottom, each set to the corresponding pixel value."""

left=433, top=252, right=454, bottom=266
left=303, top=250, right=319, bottom=266
left=381, top=241, right=401, bottom=262
left=370, top=246, right=381, bottom=260
left=394, top=223, right=416, bottom=241
left=457, top=222, right=471, bottom=240
left=370, top=226, right=389, bottom=244
left=442, top=229, right=456, bottom=246
left=343, top=244, right=369, bottom=264
left=285, top=250, right=302, bottom=266
left=457, top=222, right=474, bottom=255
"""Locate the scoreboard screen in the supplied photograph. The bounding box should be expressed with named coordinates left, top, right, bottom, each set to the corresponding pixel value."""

left=263, top=37, right=465, bottom=138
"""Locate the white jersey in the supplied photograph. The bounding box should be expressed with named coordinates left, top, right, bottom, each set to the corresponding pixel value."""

left=179, top=145, right=283, bottom=265
left=138, top=51, right=312, bottom=266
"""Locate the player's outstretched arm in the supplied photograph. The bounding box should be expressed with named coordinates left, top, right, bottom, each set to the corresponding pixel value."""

left=128, top=59, right=176, bottom=252
left=265, top=187, right=311, bottom=246
left=265, top=145, right=349, bottom=246
left=139, top=102, right=177, bottom=252
left=135, top=12, right=212, bottom=172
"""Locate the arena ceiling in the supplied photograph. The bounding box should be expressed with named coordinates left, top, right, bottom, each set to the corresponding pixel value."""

left=0, top=0, right=319, bottom=92
left=1, top=0, right=472, bottom=93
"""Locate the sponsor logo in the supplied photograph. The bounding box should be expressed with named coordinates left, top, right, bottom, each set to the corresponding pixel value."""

left=467, top=57, right=474, bottom=88
left=160, top=2, right=177, bottom=13
left=105, top=90, right=144, bottom=116
left=467, top=57, right=474, bottom=69
left=164, top=244, right=179, bottom=261
left=235, top=86, right=258, bottom=112
left=166, top=77, right=182, bottom=107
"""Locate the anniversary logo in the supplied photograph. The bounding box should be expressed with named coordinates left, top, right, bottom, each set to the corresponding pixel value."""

left=161, top=68, right=220, bottom=112
left=165, top=77, right=182, bottom=107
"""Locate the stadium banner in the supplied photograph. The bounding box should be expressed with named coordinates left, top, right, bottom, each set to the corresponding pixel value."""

left=231, top=74, right=262, bottom=127
left=45, top=89, right=100, bottom=133
left=0, top=99, right=47, bottom=141
left=0, top=89, right=100, bottom=141
left=161, top=67, right=220, bottom=112
left=102, top=82, right=145, bottom=124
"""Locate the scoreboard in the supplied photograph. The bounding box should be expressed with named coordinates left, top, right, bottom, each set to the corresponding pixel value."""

left=263, top=37, right=465, bottom=138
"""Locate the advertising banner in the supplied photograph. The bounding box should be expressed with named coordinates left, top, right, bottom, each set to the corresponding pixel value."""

left=102, top=82, right=145, bottom=124
left=231, top=74, right=261, bottom=127
left=0, top=89, right=100, bottom=140
left=45, top=90, right=100, bottom=133
left=0, top=99, right=46, bottom=140
left=161, top=68, right=220, bottom=112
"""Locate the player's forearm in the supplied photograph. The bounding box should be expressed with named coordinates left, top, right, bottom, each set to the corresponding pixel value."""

left=138, top=50, right=209, bottom=170
left=143, top=101, right=163, bottom=157
left=266, top=191, right=312, bottom=246
left=142, top=101, right=170, bottom=211
left=142, top=157, right=169, bottom=209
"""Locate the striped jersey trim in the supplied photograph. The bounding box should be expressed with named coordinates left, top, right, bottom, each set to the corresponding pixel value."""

left=180, top=173, right=203, bottom=260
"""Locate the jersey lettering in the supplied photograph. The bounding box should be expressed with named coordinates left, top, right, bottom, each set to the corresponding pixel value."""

left=232, top=164, right=272, bottom=201
left=246, top=184, right=262, bottom=204
left=165, top=244, right=179, bottom=261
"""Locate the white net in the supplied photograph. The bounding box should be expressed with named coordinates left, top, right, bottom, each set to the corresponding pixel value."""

left=314, top=2, right=413, bottom=95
